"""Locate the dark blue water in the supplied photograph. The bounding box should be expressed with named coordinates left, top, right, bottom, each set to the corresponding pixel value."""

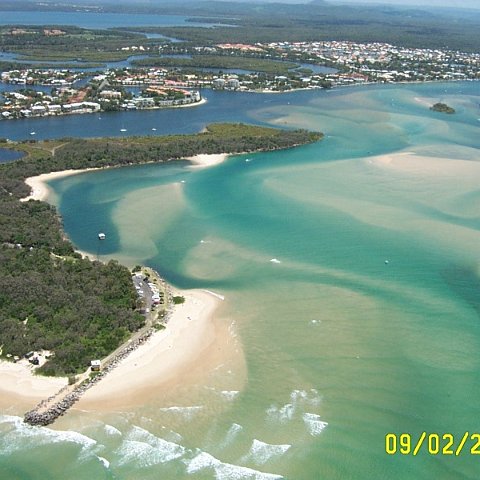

left=1, top=82, right=478, bottom=142
left=0, top=11, right=229, bottom=29
left=294, top=63, right=337, bottom=74
left=0, top=147, right=24, bottom=162
left=0, top=83, right=54, bottom=93
left=0, top=89, right=287, bottom=140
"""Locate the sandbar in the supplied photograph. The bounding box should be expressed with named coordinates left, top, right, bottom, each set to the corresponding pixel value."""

left=185, top=153, right=229, bottom=168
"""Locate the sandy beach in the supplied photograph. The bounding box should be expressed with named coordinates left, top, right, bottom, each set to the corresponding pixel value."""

left=21, top=167, right=102, bottom=202
left=21, top=152, right=229, bottom=203
left=76, top=288, right=243, bottom=410
left=0, top=361, right=66, bottom=412
left=0, top=288, right=242, bottom=414
left=185, top=153, right=229, bottom=168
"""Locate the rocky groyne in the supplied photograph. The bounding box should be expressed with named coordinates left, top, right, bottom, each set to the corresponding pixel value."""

left=24, top=328, right=155, bottom=426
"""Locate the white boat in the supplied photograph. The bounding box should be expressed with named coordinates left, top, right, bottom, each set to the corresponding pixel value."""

left=30, top=131, right=36, bottom=135
left=151, top=127, right=157, bottom=131
left=98, top=232, right=106, bottom=240
left=120, top=128, right=127, bottom=132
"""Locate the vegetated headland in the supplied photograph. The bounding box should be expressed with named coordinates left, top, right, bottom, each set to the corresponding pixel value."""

left=430, top=102, right=456, bottom=114
left=0, top=123, right=322, bottom=378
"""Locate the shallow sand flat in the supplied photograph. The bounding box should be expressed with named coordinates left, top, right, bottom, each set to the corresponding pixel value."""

left=76, top=289, right=245, bottom=411
left=109, top=182, right=186, bottom=266
left=261, top=148, right=480, bottom=258
left=368, top=150, right=480, bottom=178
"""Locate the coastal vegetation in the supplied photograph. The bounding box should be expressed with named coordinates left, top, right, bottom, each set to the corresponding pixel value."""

left=120, top=1, right=480, bottom=53
left=430, top=102, right=456, bottom=114
left=173, top=296, right=185, bottom=305
left=0, top=2, right=479, bottom=72
left=5, top=124, right=322, bottom=174
left=0, top=25, right=160, bottom=62
left=131, top=55, right=299, bottom=74
left=0, top=124, right=322, bottom=376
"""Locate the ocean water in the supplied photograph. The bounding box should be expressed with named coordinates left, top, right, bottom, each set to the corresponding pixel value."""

left=0, top=11, right=229, bottom=29
left=2, top=81, right=480, bottom=479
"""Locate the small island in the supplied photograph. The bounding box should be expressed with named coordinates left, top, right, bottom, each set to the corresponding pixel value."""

left=430, top=102, right=455, bottom=114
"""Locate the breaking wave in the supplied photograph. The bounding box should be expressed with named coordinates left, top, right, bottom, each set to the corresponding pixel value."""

left=104, top=424, right=122, bottom=436
left=185, top=451, right=284, bottom=479
left=265, top=389, right=327, bottom=436
left=242, top=439, right=291, bottom=465
left=0, top=415, right=96, bottom=455
left=302, top=413, right=328, bottom=436
left=220, top=390, right=240, bottom=401
left=266, top=389, right=322, bottom=423
left=115, top=425, right=185, bottom=467
left=158, top=405, right=203, bottom=420
left=218, top=423, right=243, bottom=449
left=96, top=455, right=110, bottom=469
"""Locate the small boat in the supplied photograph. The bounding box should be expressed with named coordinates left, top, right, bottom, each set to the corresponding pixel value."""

left=120, top=128, right=127, bottom=132
left=30, top=131, right=36, bottom=135
left=98, top=232, right=106, bottom=240
left=151, top=127, right=157, bottom=131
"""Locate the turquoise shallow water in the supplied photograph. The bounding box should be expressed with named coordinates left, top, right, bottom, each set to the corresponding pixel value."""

left=1, top=82, right=480, bottom=479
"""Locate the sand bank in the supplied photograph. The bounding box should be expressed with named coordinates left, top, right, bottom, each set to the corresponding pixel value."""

left=185, top=153, right=229, bottom=168
left=21, top=167, right=102, bottom=202
left=0, top=361, right=66, bottom=412
left=77, top=288, right=242, bottom=410
left=367, top=149, right=480, bottom=177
